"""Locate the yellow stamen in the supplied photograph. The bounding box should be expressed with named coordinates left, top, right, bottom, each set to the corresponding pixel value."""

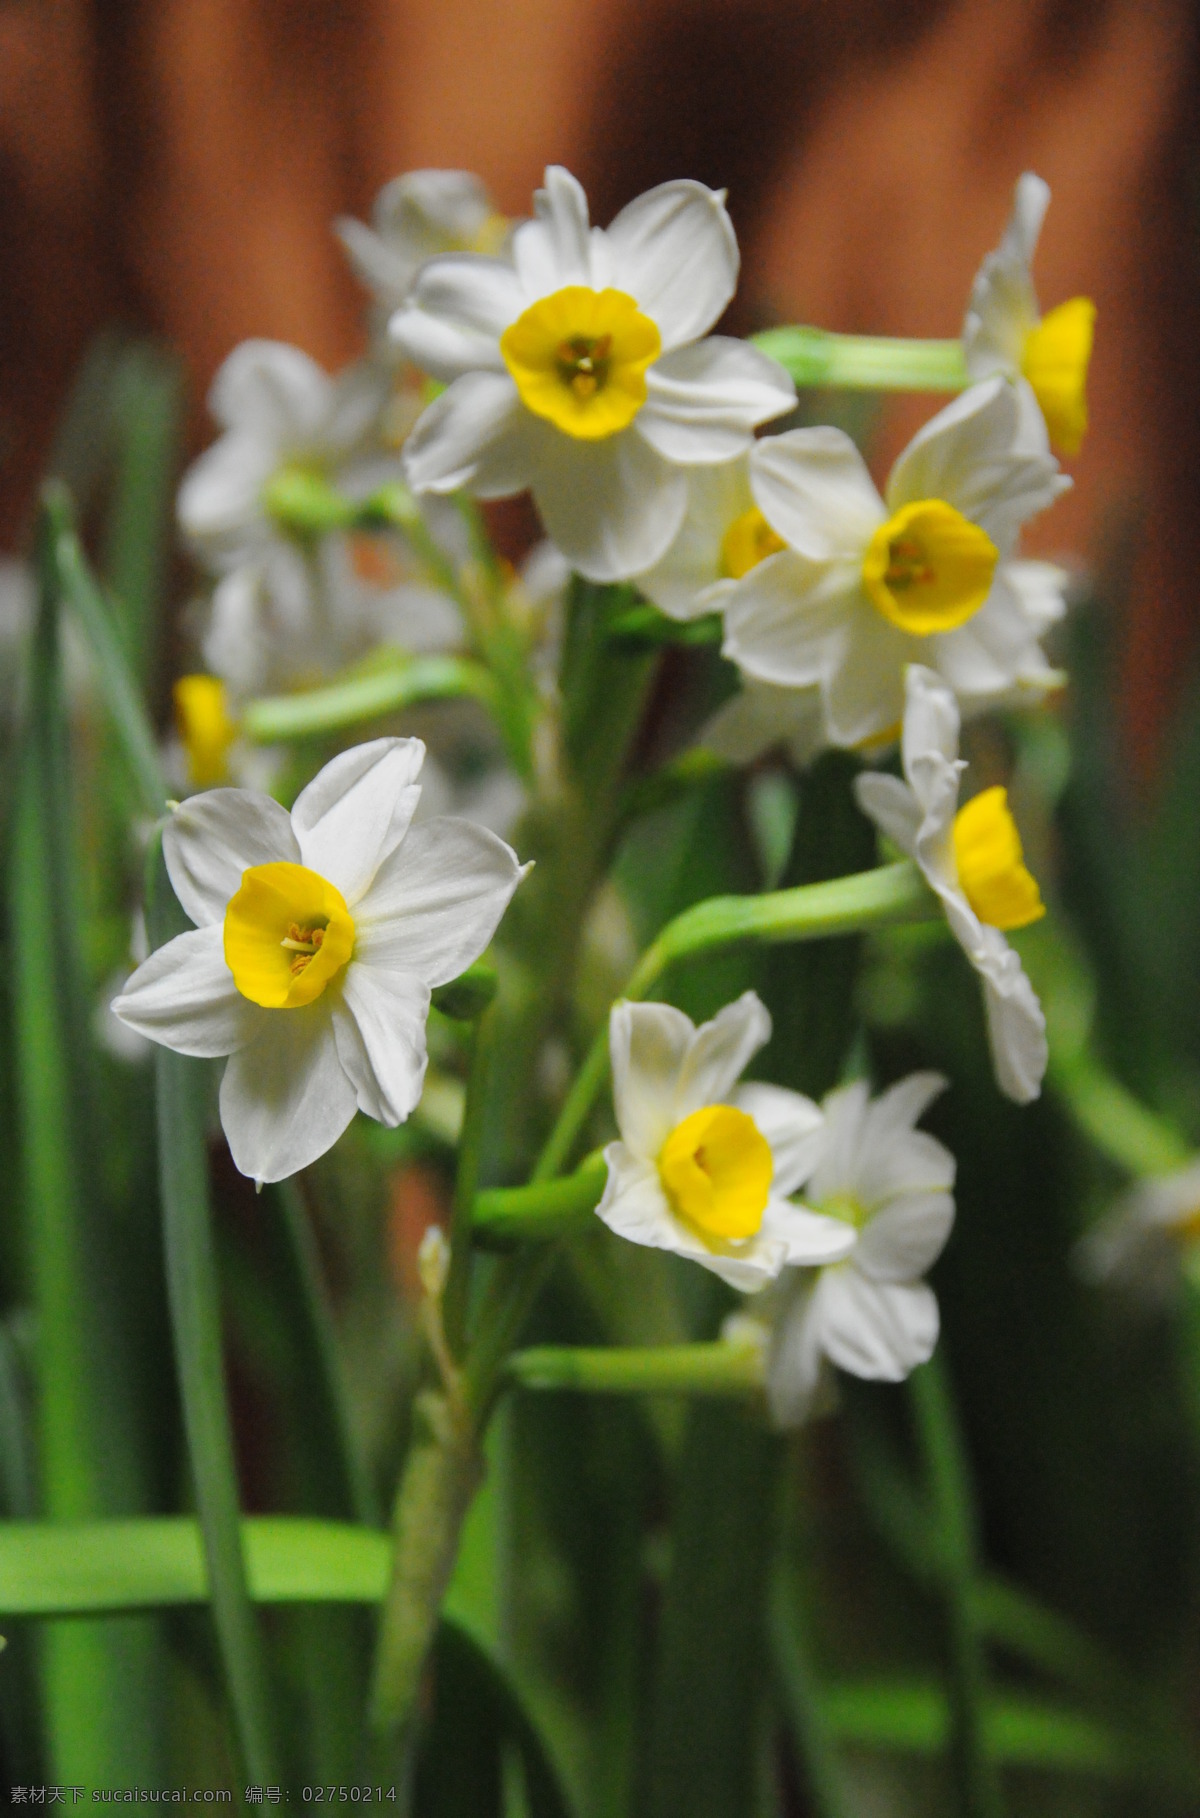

left=1021, top=297, right=1095, bottom=457
left=174, top=675, right=237, bottom=789
left=862, top=500, right=998, bottom=635
left=720, top=506, right=787, bottom=579
left=952, top=786, right=1045, bottom=931
left=500, top=286, right=661, bottom=440
left=659, top=1104, right=773, bottom=1242
left=224, top=862, right=355, bottom=1008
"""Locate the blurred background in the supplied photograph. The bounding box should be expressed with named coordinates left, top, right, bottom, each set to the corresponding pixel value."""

left=2, top=0, right=1198, bottom=770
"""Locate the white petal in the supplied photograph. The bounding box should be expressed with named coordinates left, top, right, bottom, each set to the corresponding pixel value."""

left=388, top=255, right=522, bottom=381
left=597, top=1142, right=786, bottom=1289
left=353, top=816, right=525, bottom=986
left=805, top=1081, right=871, bottom=1206
left=761, top=1198, right=858, bottom=1267
left=702, top=679, right=827, bottom=768
left=609, top=999, right=696, bottom=1159
left=1003, top=172, right=1051, bottom=266
left=855, top=773, right=921, bottom=857
left=979, top=940, right=1048, bottom=1103
left=512, top=166, right=593, bottom=295
left=750, top=429, right=884, bottom=561
left=604, top=180, right=739, bottom=349
left=336, top=216, right=415, bottom=310
left=733, top=1083, right=824, bottom=1196
left=962, top=176, right=1048, bottom=378
left=766, top=1280, right=825, bottom=1428
left=634, top=457, right=754, bottom=620
left=996, top=558, right=1069, bottom=637
left=402, top=372, right=531, bottom=497
left=164, top=790, right=300, bottom=927
left=219, top=1003, right=359, bottom=1184
left=675, top=989, right=772, bottom=1117
left=816, top=1268, right=940, bottom=1382
left=332, top=964, right=431, bottom=1125
left=902, top=664, right=962, bottom=775
left=177, top=437, right=275, bottom=553
left=528, top=425, right=686, bottom=583
left=886, top=378, right=1065, bottom=552
left=820, top=608, right=905, bottom=748
left=855, top=1191, right=955, bottom=1283
left=639, top=338, right=796, bottom=463
left=208, top=339, right=332, bottom=441
left=112, top=926, right=261, bottom=1058
left=292, top=738, right=426, bottom=905
left=722, top=550, right=861, bottom=690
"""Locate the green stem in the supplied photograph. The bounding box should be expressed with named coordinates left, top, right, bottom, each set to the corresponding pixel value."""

left=472, top=1155, right=607, bottom=1242
left=752, top=326, right=970, bottom=392
left=443, top=1003, right=498, bottom=1356
left=769, top=1561, right=851, bottom=1818
left=366, top=1389, right=482, bottom=1779
left=507, top=1342, right=764, bottom=1396
left=149, top=846, right=280, bottom=1788
left=909, top=1356, right=1005, bottom=1818
left=537, top=859, right=934, bottom=1182
left=241, top=654, right=501, bottom=746
left=1050, top=1052, right=1192, bottom=1178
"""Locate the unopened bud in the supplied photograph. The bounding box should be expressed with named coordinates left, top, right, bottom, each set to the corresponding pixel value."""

left=417, top=1226, right=451, bottom=1300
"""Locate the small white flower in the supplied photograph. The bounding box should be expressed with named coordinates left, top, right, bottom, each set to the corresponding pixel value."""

left=759, top=1073, right=955, bottom=1427
left=1078, top=1161, right=1200, bottom=1302
left=964, top=173, right=1095, bottom=457
left=337, top=170, right=510, bottom=337
left=114, top=738, right=526, bottom=1184
left=856, top=664, right=1048, bottom=1103
left=391, top=166, right=796, bottom=583
left=721, top=377, right=1070, bottom=748
left=178, top=343, right=400, bottom=574
left=597, top=991, right=856, bottom=1290
left=633, top=455, right=768, bottom=621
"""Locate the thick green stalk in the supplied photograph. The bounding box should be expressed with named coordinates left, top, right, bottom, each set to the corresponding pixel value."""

left=150, top=849, right=280, bottom=1789
left=537, top=859, right=934, bottom=1182
left=752, top=326, right=969, bottom=392
left=443, top=1003, right=498, bottom=1356
left=366, top=1389, right=482, bottom=1779
left=909, top=1357, right=1005, bottom=1818
left=507, top=1342, right=764, bottom=1396
left=472, top=1155, right=607, bottom=1242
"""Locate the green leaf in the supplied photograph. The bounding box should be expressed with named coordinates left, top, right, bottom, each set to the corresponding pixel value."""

left=11, top=503, right=164, bottom=1784
left=0, top=1517, right=388, bottom=1615
left=100, top=342, right=184, bottom=685
left=149, top=843, right=280, bottom=1784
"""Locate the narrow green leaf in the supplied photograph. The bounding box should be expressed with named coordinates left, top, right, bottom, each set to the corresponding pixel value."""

left=149, top=844, right=280, bottom=1784
left=42, top=483, right=167, bottom=819
left=12, top=504, right=163, bottom=1784
left=100, top=342, right=184, bottom=684
left=0, top=1517, right=388, bottom=1615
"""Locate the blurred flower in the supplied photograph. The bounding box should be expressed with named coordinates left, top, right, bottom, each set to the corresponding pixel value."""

left=964, top=172, right=1096, bottom=457
left=114, top=738, right=526, bottom=1184
left=633, top=455, right=764, bottom=621
left=597, top=991, right=856, bottom=1290
left=337, top=169, right=510, bottom=339
left=721, top=377, right=1069, bottom=750
left=1077, top=1161, right=1200, bottom=1302
left=856, top=664, right=1048, bottom=1103
left=700, top=679, right=825, bottom=769
left=742, top=1072, right=955, bottom=1428
left=392, top=166, right=796, bottom=582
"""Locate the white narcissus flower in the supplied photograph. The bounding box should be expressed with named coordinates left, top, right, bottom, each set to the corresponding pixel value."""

left=721, top=377, right=1069, bottom=750
left=597, top=992, right=857, bottom=1290
left=701, top=680, right=825, bottom=770
left=1078, top=1161, right=1200, bottom=1302
left=178, top=342, right=400, bottom=573
left=964, top=173, right=1096, bottom=458
left=391, top=166, right=796, bottom=583
left=752, top=1073, right=955, bottom=1428
left=856, top=664, right=1048, bottom=1104
left=113, top=738, right=526, bottom=1184
left=337, top=170, right=510, bottom=330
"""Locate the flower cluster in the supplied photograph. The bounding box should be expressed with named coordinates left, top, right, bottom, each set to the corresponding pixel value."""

left=120, top=161, right=1092, bottom=1423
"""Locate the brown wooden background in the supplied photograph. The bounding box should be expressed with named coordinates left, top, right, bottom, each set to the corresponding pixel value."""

left=2, top=0, right=1197, bottom=766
